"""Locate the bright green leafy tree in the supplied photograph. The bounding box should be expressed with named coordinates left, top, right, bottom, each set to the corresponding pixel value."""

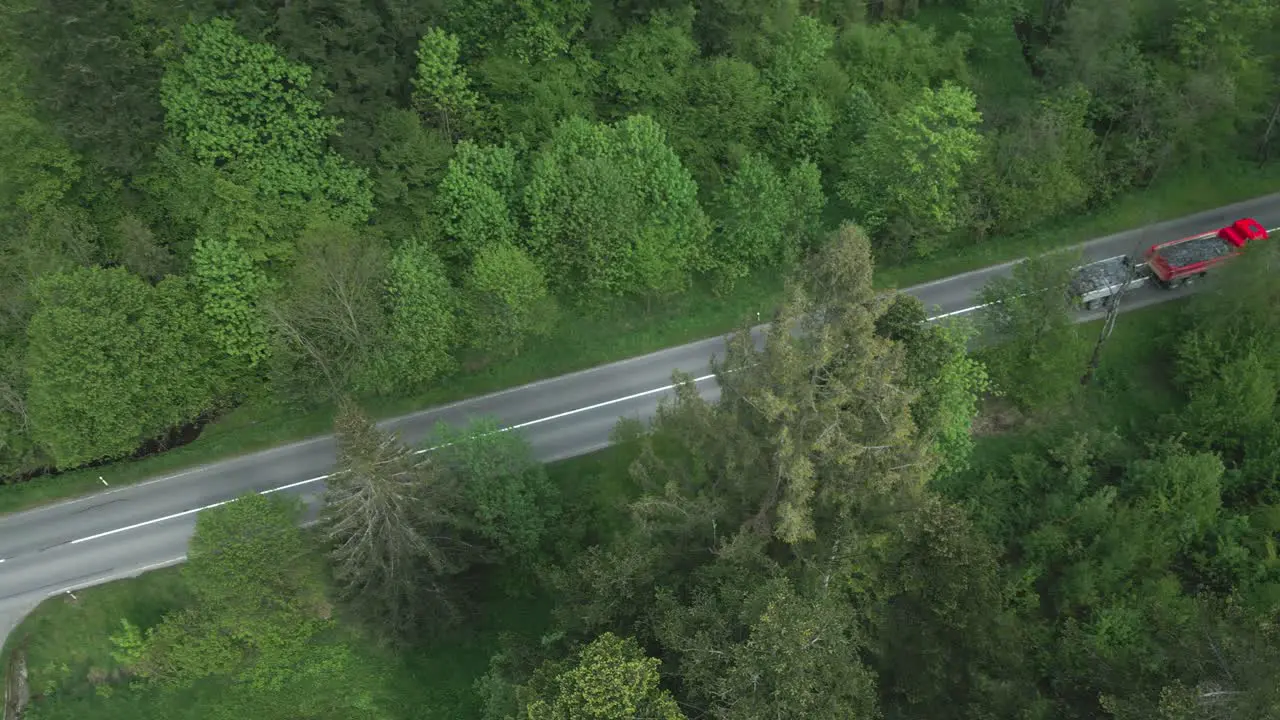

left=710, top=153, right=825, bottom=292
left=977, top=249, right=1084, bottom=411
left=840, top=81, right=983, bottom=259
left=427, top=417, right=560, bottom=566
left=519, top=633, right=687, bottom=720
left=435, top=141, right=520, bottom=264
left=25, top=267, right=229, bottom=469
left=524, top=115, right=710, bottom=302
left=115, top=493, right=346, bottom=691
left=377, top=241, right=459, bottom=392
left=160, top=18, right=372, bottom=226
left=413, top=27, right=481, bottom=138
left=462, top=242, right=559, bottom=358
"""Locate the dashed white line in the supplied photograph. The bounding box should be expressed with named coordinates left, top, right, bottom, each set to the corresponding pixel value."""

left=49, top=303, right=1014, bottom=549
left=927, top=303, right=990, bottom=320
left=66, top=373, right=722, bottom=546
left=57, top=305, right=999, bottom=550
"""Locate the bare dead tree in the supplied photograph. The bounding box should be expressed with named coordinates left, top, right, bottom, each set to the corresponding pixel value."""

left=265, top=222, right=389, bottom=401
left=1256, top=95, right=1280, bottom=165
left=324, top=397, right=473, bottom=643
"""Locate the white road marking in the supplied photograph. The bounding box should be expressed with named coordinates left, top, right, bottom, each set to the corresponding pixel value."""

left=66, top=373, right=723, bottom=546
left=927, top=303, right=991, bottom=320
left=70, top=503, right=235, bottom=544
left=49, top=225, right=1280, bottom=552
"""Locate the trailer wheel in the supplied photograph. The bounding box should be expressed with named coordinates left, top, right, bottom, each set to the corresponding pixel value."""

left=1084, top=299, right=1095, bottom=310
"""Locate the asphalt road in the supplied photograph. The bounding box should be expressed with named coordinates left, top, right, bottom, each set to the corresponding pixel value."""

left=3, top=192, right=1280, bottom=640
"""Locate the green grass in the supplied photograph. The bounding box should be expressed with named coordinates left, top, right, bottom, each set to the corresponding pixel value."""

left=2, top=450, right=638, bottom=719
left=1, top=570, right=549, bottom=720
left=1, top=566, right=190, bottom=713
left=4, top=161, right=1279, bottom=518
left=966, top=299, right=1188, bottom=474
left=0, top=300, right=1199, bottom=718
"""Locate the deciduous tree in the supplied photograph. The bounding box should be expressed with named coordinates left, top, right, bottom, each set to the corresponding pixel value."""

left=518, top=633, right=686, bottom=720
left=977, top=249, right=1084, bottom=411
left=368, top=109, right=455, bottom=238
left=604, top=8, right=698, bottom=115
left=524, top=115, right=710, bottom=302
left=0, top=65, right=81, bottom=224
left=264, top=222, right=391, bottom=403
left=503, top=0, right=591, bottom=64
left=118, top=493, right=345, bottom=691
left=977, top=85, right=1101, bottom=235
left=377, top=241, right=459, bottom=391
left=25, top=267, right=228, bottom=468
left=653, top=570, right=880, bottom=720
left=839, top=82, right=983, bottom=259
left=709, top=153, right=825, bottom=292
left=666, top=56, right=773, bottom=187
left=428, top=417, right=560, bottom=566
left=876, top=294, right=991, bottom=477
left=462, top=242, right=558, bottom=357
left=161, top=18, right=373, bottom=225
left=435, top=141, right=520, bottom=264
left=413, top=27, right=481, bottom=139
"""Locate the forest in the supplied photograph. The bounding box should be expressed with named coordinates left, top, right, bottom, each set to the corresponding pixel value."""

left=3, top=0, right=1280, bottom=717
left=1, top=0, right=1279, bottom=485
left=10, top=223, right=1280, bottom=720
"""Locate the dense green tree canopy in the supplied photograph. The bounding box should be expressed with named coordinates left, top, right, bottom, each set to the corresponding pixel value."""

left=5, top=3, right=1280, bottom=717
left=161, top=18, right=374, bottom=225
left=524, top=114, right=710, bottom=301
left=25, top=267, right=228, bottom=468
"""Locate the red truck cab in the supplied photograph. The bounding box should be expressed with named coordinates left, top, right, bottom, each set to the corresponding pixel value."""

left=1218, top=217, right=1268, bottom=247
left=1144, top=217, right=1268, bottom=286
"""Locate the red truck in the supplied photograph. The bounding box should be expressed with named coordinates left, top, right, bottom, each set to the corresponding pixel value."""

left=1143, top=217, right=1269, bottom=288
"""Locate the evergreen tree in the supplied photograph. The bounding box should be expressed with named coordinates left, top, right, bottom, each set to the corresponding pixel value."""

left=324, top=397, right=470, bottom=641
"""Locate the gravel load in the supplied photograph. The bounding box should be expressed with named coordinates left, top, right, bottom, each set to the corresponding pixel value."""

left=1157, top=235, right=1230, bottom=268
left=1071, top=257, right=1132, bottom=294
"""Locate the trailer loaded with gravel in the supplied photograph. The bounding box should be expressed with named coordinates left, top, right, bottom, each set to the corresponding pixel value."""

left=1142, top=217, right=1268, bottom=288
left=1066, top=217, right=1269, bottom=308
left=1069, top=255, right=1148, bottom=310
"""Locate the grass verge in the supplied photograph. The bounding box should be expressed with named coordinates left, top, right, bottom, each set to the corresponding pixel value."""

left=966, top=299, right=1186, bottom=473
left=0, top=301, right=1194, bottom=717
left=1, top=450, right=637, bottom=719
left=3, top=162, right=1278, bottom=517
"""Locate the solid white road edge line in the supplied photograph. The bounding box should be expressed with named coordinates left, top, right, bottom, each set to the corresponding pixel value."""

left=65, top=371, right=723, bottom=546
left=61, top=303, right=999, bottom=548
left=61, top=298, right=1010, bottom=549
